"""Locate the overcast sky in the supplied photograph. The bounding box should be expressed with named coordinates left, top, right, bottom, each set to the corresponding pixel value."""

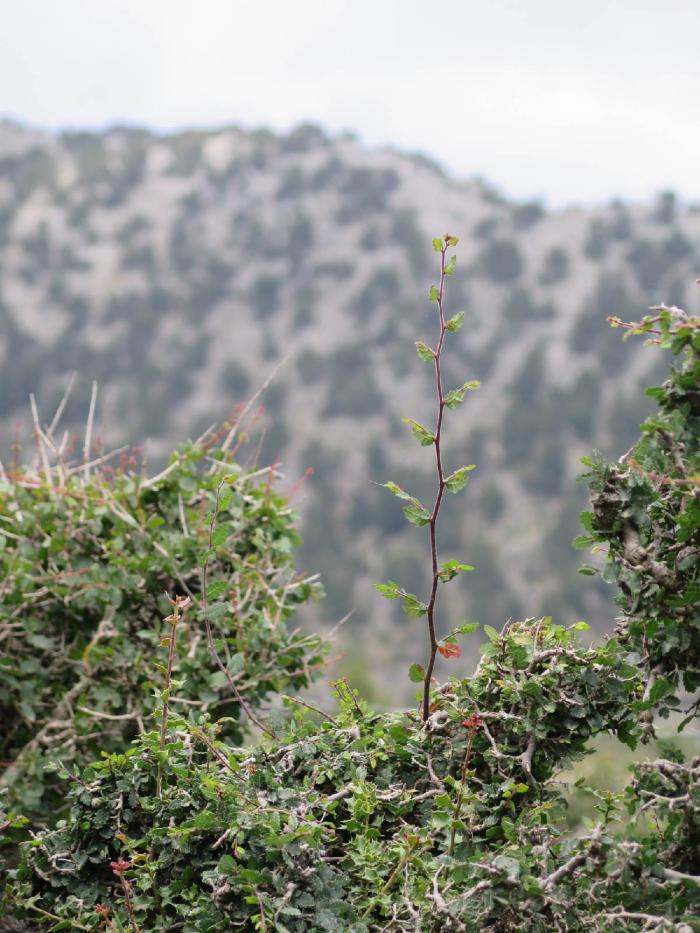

left=1, top=0, right=698, bottom=207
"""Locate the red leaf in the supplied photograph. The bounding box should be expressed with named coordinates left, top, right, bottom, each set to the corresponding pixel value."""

left=437, top=642, right=461, bottom=659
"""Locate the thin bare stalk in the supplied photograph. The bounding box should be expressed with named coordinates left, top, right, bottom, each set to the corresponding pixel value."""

left=448, top=714, right=483, bottom=855
left=47, top=371, right=76, bottom=436
left=29, top=393, right=52, bottom=485
left=111, top=860, right=141, bottom=933
left=83, top=379, right=98, bottom=482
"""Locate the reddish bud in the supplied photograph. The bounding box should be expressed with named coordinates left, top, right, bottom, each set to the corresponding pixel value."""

left=461, top=713, right=483, bottom=735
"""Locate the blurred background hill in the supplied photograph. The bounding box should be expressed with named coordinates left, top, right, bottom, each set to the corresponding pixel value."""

left=1, top=117, right=697, bottom=694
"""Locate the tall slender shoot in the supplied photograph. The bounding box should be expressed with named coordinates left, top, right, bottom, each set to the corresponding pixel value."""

left=376, top=235, right=478, bottom=720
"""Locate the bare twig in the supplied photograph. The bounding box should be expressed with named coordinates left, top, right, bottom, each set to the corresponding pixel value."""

left=29, top=394, right=52, bottom=486
left=219, top=353, right=290, bottom=455
left=83, top=380, right=98, bottom=482
left=47, top=371, right=76, bottom=437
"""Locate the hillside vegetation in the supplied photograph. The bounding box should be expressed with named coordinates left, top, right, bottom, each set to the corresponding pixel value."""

left=0, top=120, right=699, bottom=673
left=3, top=245, right=699, bottom=931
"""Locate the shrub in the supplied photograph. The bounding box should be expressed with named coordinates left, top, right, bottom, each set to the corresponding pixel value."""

left=0, top=432, right=325, bottom=824
left=7, top=623, right=644, bottom=932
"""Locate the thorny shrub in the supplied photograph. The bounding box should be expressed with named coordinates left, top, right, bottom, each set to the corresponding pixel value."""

left=0, top=432, right=325, bottom=825
left=3, top=247, right=700, bottom=931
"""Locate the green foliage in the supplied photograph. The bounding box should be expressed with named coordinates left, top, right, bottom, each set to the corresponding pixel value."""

left=583, top=304, right=700, bottom=735
left=0, top=440, right=325, bottom=823
left=3, top=619, right=641, bottom=931
left=13, top=609, right=699, bottom=931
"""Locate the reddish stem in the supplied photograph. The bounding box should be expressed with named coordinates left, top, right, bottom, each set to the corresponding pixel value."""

left=422, top=246, right=448, bottom=721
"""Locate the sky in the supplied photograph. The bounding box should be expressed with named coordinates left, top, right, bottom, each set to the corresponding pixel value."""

left=1, top=0, right=699, bottom=207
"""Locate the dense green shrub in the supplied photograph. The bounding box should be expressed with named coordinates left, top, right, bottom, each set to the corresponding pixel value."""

left=7, top=621, right=645, bottom=932
left=0, top=437, right=325, bottom=823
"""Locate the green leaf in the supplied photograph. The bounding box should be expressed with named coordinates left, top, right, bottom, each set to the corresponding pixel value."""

left=27, top=633, right=54, bottom=650
left=207, top=580, right=228, bottom=600
left=218, top=487, right=233, bottom=511
left=199, top=547, right=217, bottom=566
left=572, top=534, right=593, bottom=550
left=211, top=525, right=229, bottom=548
left=445, top=465, right=476, bottom=493
left=192, top=809, right=218, bottom=829
left=402, top=593, right=428, bottom=617
left=432, top=237, right=443, bottom=252
left=573, top=621, right=590, bottom=631
left=493, top=855, right=520, bottom=882
left=375, top=580, right=401, bottom=600
left=218, top=854, right=236, bottom=874
left=579, top=511, right=595, bottom=533
left=429, top=285, right=440, bottom=302
left=226, top=652, right=245, bottom=675
left=403, top=418, right=435, bottom=446
left=207, top=602, right=229, bottom=621
left=446, top=235, right=459, bottom=247
left=578, top=566, right=597, bottom=576
left=445, top=312, right=464, bottom=333
left=649, top=677, right=673, bottom=705
left=444, top=381, right=480, bottom=409
left=415, top=341, right=435, bottom=363
left=408, top=663, right=425, bottom=683
left=404, top=504, right=431, bottom=527
left=445, top=255, right=457, bottom=276
left=383, top=481, right=413, bottom=502
left=483, top=625, right=501, bottom=643
left=438, top=559, right=475, bottom=582
left=456, top=622, right=480, bottom=635
left=382, top=482, right=430, bottom=525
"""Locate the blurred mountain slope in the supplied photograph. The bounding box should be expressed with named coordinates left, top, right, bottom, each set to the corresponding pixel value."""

left=1, top=119, right=697, bottom=677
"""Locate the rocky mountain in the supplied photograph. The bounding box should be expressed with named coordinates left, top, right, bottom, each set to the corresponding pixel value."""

left=1, top=118, right=697, bottom=691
